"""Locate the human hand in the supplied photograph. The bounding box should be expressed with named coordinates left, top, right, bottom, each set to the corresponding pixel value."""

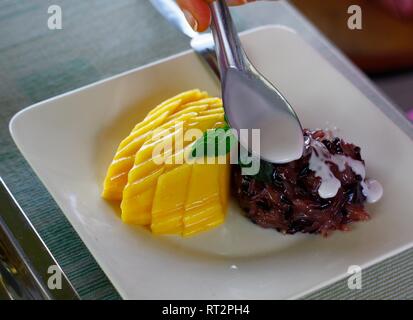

left=177, top=0, right=256, bottom=32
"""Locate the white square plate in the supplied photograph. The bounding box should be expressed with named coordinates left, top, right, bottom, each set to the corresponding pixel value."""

left=10, top=26, right=413, bottom=299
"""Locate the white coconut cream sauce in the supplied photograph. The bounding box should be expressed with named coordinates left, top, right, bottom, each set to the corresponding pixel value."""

left=307, top=136, right=383, bottom=203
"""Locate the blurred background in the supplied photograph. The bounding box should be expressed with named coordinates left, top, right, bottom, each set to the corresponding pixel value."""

left=1, top=0, right=412, bottom=122
left=292, top=0, right=413, bottom=120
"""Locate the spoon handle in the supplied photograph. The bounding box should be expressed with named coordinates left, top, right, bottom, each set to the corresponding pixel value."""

left=210, top=0, right=249, bottom=77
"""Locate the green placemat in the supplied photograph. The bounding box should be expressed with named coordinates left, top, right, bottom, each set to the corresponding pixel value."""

left=0, top=0, right=411, bottom=300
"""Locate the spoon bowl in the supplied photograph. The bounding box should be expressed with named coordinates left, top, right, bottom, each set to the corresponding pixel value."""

left=223, top=68, right=304, bottom=163
left=210, top=0, right=304, bottom=163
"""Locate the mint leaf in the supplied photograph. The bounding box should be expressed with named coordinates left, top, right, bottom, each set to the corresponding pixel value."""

left=224, top=113, right=229, bottom=124
left=191, top=123, right=236, bottom=158
left=253, top=160, right=274, bottom=183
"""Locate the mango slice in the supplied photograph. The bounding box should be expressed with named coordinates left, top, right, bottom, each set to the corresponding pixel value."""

left=102, top=89, right=206, bottom=200
left=151, top=164, right=192, bottom=234
left=102, top=89, right=230, bottom=237
left=183, top=158, right=229, bottom=237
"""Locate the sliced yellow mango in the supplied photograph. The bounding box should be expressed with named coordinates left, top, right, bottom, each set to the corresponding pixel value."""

left=121, top=187, right=155, bottom=225
left=122, top=113, right=226, bottom=225
left=146, top=89, right=207, bottom=117
left=199, top=109, right=225, bottom=116
left=102, top=89, right=230, bottom=237
left=166, top=105, right=208, bottom=120
left=102, top=111, right=170, bottom=200
left=174, top=97, right=220, bottom=112
left=184, top=204, right=225, bottom=237
left=183, top=160, right=228, bottom=237
left=102, top=90, right=206, bottom=201
left=151, top=164, right=192, bottom=234
left=122, top=166, right=164, bottom=199
left=121, top=167, right=165, bottom=224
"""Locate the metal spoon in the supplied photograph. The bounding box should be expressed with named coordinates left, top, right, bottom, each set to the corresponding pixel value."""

left=210, top=0, right=304, bottom=163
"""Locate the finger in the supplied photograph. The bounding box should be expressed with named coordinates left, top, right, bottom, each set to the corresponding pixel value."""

left=177, top=0, right=211, bottom=32
left=177, top=0, right=257, bottom=32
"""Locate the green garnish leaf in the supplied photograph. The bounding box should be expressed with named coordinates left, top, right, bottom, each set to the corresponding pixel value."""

left=253, top=160, right=274, bottom=183
left=191, top=122, right=236, bottom=158
left=224, top=113, right=229, bottom=124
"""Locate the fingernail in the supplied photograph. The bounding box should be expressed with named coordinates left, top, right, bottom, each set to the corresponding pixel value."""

left=182, top=9, right=198, bottom=31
